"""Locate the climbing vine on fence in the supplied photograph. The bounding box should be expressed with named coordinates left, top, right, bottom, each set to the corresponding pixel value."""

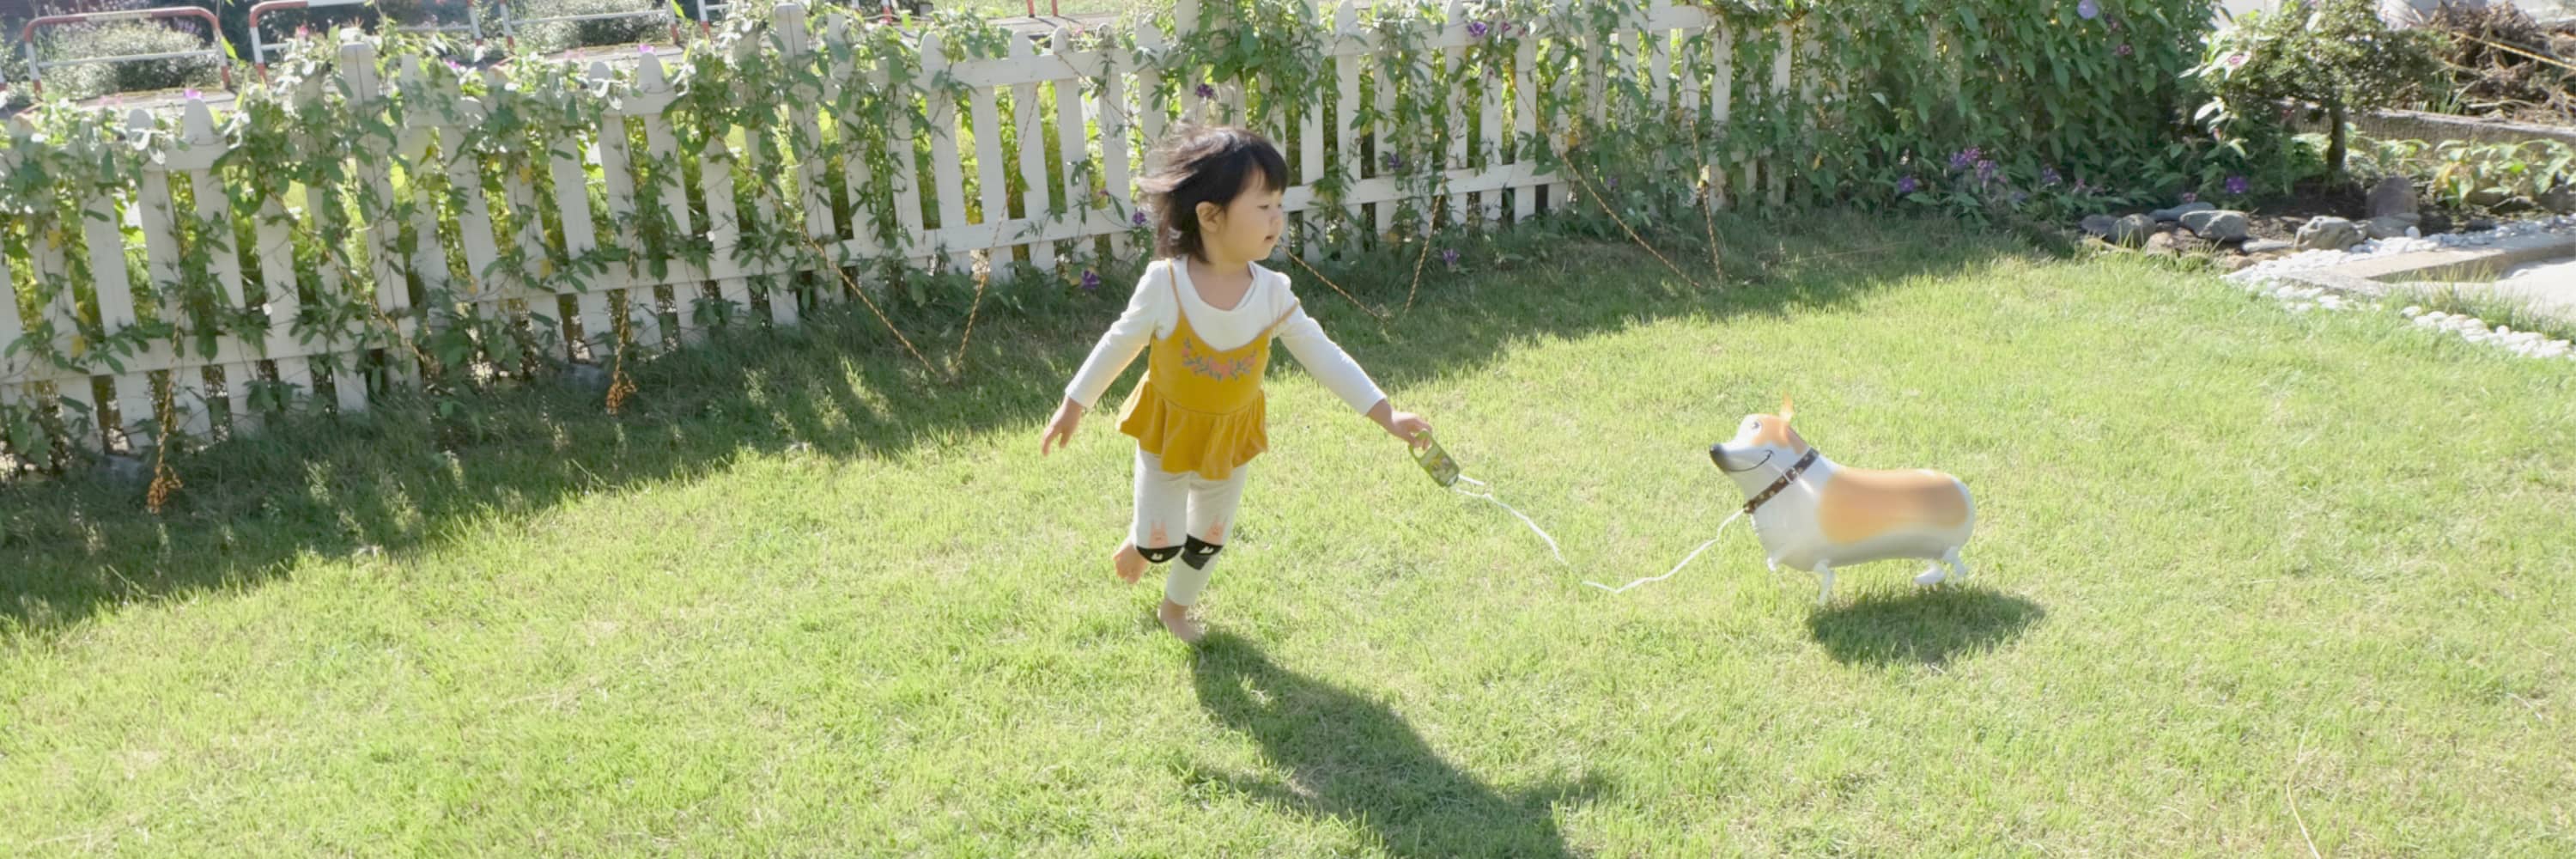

left=3, top=0, right=2233, bottom=490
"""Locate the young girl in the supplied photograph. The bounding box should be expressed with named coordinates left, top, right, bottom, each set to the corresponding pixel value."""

left=1038, top=125, right=1432, bottom=643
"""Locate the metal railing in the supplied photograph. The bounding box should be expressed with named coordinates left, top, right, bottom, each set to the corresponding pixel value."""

left=16, top=7, right=233, bottom=96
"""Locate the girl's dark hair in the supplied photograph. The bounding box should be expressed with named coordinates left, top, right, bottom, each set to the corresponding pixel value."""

left=1139, top=125, right=1289, bottom=261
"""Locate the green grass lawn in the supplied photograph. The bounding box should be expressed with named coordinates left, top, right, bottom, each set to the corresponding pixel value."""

left=3, top=213, right=2572, bottom=856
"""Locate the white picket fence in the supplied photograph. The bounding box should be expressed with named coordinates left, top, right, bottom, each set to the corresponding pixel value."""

left=0, top=0, right=1805, bottom=454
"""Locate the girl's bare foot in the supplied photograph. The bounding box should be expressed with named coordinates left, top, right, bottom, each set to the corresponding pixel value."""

left=1112, top=543, right=1147, bottom=584
left=1157, top=599, right=1205, bottom=644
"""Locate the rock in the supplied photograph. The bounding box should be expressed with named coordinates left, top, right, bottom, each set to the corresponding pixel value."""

left=2148, top=201, right=2217, bottom=222
left=2364, top=214, right=2421, bottom=240
left=2179, top=210, right=2251, bottom=241
left=2466, top=218, right=2498, bottom=232
left=2111, top=214, right=2158, bottom=247
left=2366, top=175, right=2416, bottom=218
left=2080, top=214, right=2119, bottom=238
left=95, top=454, right=148, bottom=484
left=2145, top=231, right=2183, bottom=253
left=2495, top=196, right=2537, bottom=214
left=566, top=363, right=610, bottom=393
left=2468, top=188, right=2510, bottom=208
left=2542, top=186, right=2576, bottom=215
left=2241, top=239, right=2294, bottom=254
left=2295, top=216, right=2364, bottom=251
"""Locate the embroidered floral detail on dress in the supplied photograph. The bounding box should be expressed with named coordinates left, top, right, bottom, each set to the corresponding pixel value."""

left=1180, top=336, right=1257, bottom=380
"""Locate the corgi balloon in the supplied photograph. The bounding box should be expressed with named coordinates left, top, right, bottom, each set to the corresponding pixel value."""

left=1707, top=397, right=1976, bottom=604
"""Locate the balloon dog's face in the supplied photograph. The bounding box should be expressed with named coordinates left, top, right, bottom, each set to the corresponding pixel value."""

left=1710, top=397, right=1807, bottom=475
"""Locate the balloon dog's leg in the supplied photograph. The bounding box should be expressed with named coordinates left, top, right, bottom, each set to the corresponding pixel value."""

left=1945, top=549, right=1972, bottom=582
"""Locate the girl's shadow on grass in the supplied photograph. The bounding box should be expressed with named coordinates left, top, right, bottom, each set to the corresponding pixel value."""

left=1804, top=584, right=2044, bottom=667
left=1190, top=632, right=1601, bottom=858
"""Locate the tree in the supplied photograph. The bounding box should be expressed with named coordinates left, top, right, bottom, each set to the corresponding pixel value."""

left=2190, top=0, right=2445, bottom=182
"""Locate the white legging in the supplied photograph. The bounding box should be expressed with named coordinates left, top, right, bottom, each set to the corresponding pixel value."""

left=1131, top=448, right=1249, bottom=606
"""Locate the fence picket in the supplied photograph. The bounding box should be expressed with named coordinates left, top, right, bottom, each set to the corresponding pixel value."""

left=1096, top=34, right=1135, bottom=260
left=77, top=156, right=152, bottom=446
left=1334, top=4, right=1364, bottom=245
left=170, top=101, right=255, bottom=432
left=1769, top=22, right=1792, bottom=206
left=129, top=110, right=209, bottom=441
left=969, top=45, right=1012, bottom=271
left=1011, top=35, right=1056, bottom=274
left=922, top=32, right=973, bottom=273
left=633, top=54, right=699, bottom=341
left=27, top=195, right=98, bottom=451
left=1510, top=26, right=1537, bottom=223
left=1051, top=27, right=1091, bottom=271
left=1713, top=25, right=1737, bottom=210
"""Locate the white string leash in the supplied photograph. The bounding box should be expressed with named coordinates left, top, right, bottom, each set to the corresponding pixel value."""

left=1581, top=509, right=1745, bottom=595
left=1446, top=470, right=1744, bottom=594
left=1449, top=474, right=1567, bottom=565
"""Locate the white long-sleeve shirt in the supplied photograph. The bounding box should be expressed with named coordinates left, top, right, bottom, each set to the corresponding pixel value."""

left=1063, top=259, right=1388, bottom=416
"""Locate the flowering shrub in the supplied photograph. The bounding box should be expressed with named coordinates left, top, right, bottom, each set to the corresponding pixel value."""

left=2189, top=0, right=2445, bottom=181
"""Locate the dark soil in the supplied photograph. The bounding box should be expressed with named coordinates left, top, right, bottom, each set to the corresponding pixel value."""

left=2242, top=180, right=2378, bottom=243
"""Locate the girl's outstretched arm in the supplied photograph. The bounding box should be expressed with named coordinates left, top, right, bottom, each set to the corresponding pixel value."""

left=1273, top=301, right=1431, bottom=450
left=1044, top=264, right=1171, bottom=455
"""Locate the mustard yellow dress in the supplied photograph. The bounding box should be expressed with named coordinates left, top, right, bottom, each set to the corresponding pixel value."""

left=1115, top=277, right=1301, bottom=482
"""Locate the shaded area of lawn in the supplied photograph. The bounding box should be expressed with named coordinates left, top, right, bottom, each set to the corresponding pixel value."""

left=0, top=210, right=1949, bottom=637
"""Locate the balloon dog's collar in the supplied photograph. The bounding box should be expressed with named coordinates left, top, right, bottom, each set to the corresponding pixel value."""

left=1741, top=448, right=1821, bottom=515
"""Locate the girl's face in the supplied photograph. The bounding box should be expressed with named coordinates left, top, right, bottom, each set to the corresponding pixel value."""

left=1198, top=172, right=1285, bottom=265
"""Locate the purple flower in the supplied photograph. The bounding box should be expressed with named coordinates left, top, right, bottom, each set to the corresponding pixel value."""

left=1467, top=21, right=1488, bottom=39
left=2116, top=43, right=2133, bottom=57
left=1974, top=159, right=1997, bottom=186
left=2179, top=192, right=2197, bottom=204
left=2039, top=167, right=2063, bottom=186
left=185, top=88, right=202, bottom=100
left=2225, top=175, right=2250, bottom=195
left=2073, top=178, right=2093, bottom=195
left=638, top=45, right=653, bottom=55
left=2077, top=0, right=2099, bottom=20
left=2223, top=52, right=2248, bottom=69
left=1606, top=177, right=1618, bottom=190
left=1194, top=82, right=1216, bottom=100
left=1132, top=210, right=1148, bottom=227
left=2009, top=191, right=2030, bottom=205
left=1384, top=153, right=1404, bottom=171
left=1080, top=270, right=1101, bottom=291
left=1896, top=174, right=1919, bottom=194
left=1948, top=147, right=1980, bottom=171
left=1440, top=248, right=1460, bottom=266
